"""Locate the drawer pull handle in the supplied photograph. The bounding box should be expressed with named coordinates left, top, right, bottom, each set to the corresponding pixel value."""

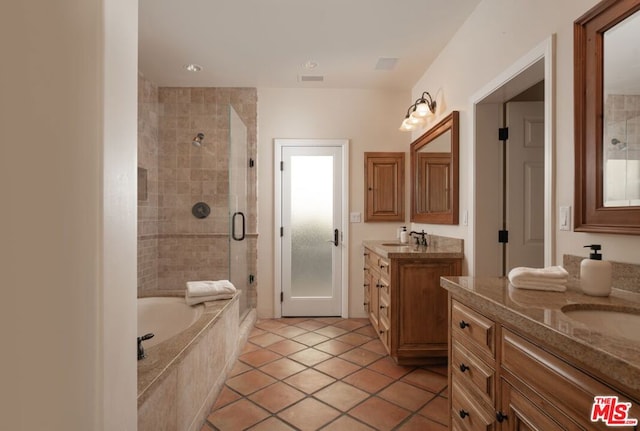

left=459, top=410, right=469, bottom=419
left=459, top=363, right=470, bottom=372
left=380, top=305, right=386, bottom=309
left=379, top=330, right=384, bottom=334
left=376, top=283, right=382, bottom=288
left=496, top=411, right=508, bottom=422
left=459, top=320, right=470, bottom=329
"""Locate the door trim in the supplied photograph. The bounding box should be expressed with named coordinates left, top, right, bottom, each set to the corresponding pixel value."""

left=274, top=139, right=349, bottom=318
left=469, top=35, right=555, bottom=275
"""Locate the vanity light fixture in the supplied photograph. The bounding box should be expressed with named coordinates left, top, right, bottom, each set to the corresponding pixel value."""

left=399, top=91, right=437, bottom=131
left=184, top=63, right=203, bottom=72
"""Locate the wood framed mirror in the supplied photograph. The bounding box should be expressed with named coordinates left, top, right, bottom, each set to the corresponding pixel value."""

left=575, top=0, right=640, bottom=234
left=410, top=111, right=459, bottom=224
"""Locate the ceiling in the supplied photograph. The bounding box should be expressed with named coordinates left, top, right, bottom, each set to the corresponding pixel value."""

left=138, top=0, right=481, bottom=90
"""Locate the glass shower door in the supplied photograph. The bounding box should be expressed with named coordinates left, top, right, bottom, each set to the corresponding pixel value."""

left=229, top=105, right=249, bottom=319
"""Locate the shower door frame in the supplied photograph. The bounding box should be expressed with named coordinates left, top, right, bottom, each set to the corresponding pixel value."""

left=274, top=139, right=349, bottom=318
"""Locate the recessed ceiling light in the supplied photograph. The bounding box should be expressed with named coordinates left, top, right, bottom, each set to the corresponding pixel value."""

left=184, top=64, right=203, bottom=72
left=302, top=60, right=318, bottom=70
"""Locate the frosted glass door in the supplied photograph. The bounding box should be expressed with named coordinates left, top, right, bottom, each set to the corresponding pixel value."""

left=281, top=146, right=342, bottom=316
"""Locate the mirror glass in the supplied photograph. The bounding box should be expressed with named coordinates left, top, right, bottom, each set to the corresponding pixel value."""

left=411, top=111, right=459, bottom=224
left=603, top=10, right=640, bottom=207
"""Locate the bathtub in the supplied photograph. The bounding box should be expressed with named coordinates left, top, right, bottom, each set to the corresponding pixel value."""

left=137, top=293, right=255, bottom=431
left=137, top=296, right=203, bottom=347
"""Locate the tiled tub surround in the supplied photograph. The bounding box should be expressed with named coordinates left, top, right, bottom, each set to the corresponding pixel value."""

left=440, top=276, right=640, bottom=396
left=137, top=79, right=258, bottom=312
left=138, top=293, right=257, bottom=431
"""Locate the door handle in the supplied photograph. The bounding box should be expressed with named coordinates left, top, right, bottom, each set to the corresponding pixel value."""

left=326, top=229, right=339, bottom=246
left=232, top=211, right=245, bottom=241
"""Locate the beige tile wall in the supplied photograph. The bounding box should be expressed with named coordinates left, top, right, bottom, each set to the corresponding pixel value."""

left=137, top=81, right=258, bottom=309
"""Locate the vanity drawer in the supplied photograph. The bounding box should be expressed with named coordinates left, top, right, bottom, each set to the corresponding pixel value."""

left=501, top=328, right=640, bottom=430
left=452, top=340, right=495, bottom=404
left=378, top=316, right=391, bottom=353
left=451, top=300, right=495, bottom=359
left=451, top=376, right=495, bottom=431
left=378, top=257, right=390, bottom=277
left=377, top=277, right=390, bottom=299
left=379, top=294, right=391, bottom=322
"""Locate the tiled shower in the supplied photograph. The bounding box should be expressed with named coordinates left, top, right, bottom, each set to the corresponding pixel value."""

left=137, top=74, right=258, bottom=317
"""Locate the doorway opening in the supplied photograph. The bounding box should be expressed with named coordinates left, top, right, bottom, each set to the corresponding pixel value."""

left=470, top=37, right=555, bottom=276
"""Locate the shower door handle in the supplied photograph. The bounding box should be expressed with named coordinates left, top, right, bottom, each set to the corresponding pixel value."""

left=232, top=211, right=245, bottom=241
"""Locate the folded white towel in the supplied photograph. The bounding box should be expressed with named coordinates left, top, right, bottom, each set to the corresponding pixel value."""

left=185, top=293, right=235, bottom=306
left=509, top=280, right=567, bottom=292
left=508, top=266, right=568, bottom=292
left=186, top=280, right=236, bottom=297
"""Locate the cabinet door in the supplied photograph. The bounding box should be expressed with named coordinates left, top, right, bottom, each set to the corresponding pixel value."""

left=500, top=379, right=564, bottom=431
left=368, top=274, right=380, bottom=330
left=364, top=152, right=405, bottom=221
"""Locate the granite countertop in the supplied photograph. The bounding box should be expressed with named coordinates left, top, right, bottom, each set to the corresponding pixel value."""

left=440, top=276, right=640, bottom=395
left=363, top=235, right=464, bottom=259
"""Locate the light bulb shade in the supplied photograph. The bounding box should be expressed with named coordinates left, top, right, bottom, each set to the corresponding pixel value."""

left=406, top=115, right=425, bottom=126
left=412, top=102, right=432, bottom=118
left=399, top=118, right=415, bottom=131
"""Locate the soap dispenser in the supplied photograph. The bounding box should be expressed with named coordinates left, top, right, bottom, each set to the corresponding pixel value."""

left=580, top=244, right=612, bottom=297
left=400, top=226, right=408, bottom=244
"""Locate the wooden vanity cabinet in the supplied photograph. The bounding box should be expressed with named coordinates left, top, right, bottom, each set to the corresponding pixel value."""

left=364, top=152, right=405, bottom=222
left=364, top=246, right=461, bottom=365
left=449, top=299, right=640, bottom=431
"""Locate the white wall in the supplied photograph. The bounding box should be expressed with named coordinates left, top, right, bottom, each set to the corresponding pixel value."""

left=410, top=0, right=640, bottom=269
left=0, top=0, right=138, bottom=429
left=257, top=88, right=410, bottom=318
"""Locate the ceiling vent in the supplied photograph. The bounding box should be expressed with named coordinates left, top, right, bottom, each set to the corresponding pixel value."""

left=375, top=57, right=398, bottom=70
left=299, top=75, right=324, bottom=82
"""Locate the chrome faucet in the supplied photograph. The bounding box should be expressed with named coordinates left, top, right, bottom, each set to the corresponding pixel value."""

left=409, top=230, right=428, bottom=246
left=137, top=333, right=154, bottom=360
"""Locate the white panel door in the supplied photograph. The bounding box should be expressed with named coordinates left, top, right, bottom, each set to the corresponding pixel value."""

left=506, top=102, right=545, bottom=270
left=281, top=145, right=342, bottom=316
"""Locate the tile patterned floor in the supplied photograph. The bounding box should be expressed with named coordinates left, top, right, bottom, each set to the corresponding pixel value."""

left=201, top=318, right=449, bottom=431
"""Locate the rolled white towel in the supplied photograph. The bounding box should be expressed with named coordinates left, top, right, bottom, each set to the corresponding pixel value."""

left=185, top=292, right=235, bottom=306
left=509, top=280, right=567, bottom=292
left=186, top=280, right=236, bottom=298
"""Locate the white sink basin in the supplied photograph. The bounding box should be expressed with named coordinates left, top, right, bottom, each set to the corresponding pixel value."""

left=561, top=305, right=640, bottom=343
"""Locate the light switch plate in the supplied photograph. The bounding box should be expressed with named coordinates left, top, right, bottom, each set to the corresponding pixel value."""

left=350, top=212, right=361, bottom=223
left=559, top=206, right=571, bottom=231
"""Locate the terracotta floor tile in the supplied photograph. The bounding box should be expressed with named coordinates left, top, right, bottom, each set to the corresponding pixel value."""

left=288, top=348, right=333, bottom=366
left=314, top=381, right=370, bottom=411
left=402, top=368, right=448, bottom=393
left=284, top=368, right=336, bottom=394
left=332, top=318, right=370, bottom=331
left=343, top=369, right=394, bottom=394
left=418, top=394, right=449, bottom=425
left=317, top=317, right=345, bottom=324
left=226, top=369, right=277, bottom=396
left=278, top=397, right=341, bottom=431
left=267, top=339, right=308, bottom=356
left=240, top=348, right=282, bottom=367
left=271, top=325, right=308, bottom=338
left=277, top=317, right=310, bottom=325
left=228, top=360, right=252, bottom=377
left=335, top=332, right=372, bottom=346
left=396, top=414, right=448, bottom=431
left=250, top=332, right=287, bottom=347
left=255, top=319, right=289, bottom=330
left=320, top=415, right=376, bottom=431
left=249, top=327, right=267, bottom=338
left=314, top=339, right=355, bottom=355
left=339, top=347, right=383, bottom=366
left=295, top=320, right=328, bottom=331
left=292, top=331, right=330, bottom=346
left=355, top=325, right=377, bottom=337
left=314, top=325, right=349, bottom=338
left=378, top=381, right=435, bottom=411
left=207, top=399, right=270, bottom=430
left=210, top=385, right=241, bottom=411
left=360, top=339, right=389, bottom=355
left=199, top=422, right=215, bottom=431
left=259, top=357, right=307, bottom=380
left=241, top=341, right=261, bottom=354
left=368, top=356, right=415, bottom=379
left=349, top=396, right=411, bottom=431
left=247, top=416, right=297, bottom=431
left=248, top=381, right=306, bottom=413
left=313, top=357, right=361, bottom=379
left=427, top=364, right=449, bottom=376
left=441, top=387, right=449, bottom=398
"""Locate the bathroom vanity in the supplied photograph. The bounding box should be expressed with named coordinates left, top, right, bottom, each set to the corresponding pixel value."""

left=362, top=237, right=463, bottom=365
left=441, top=276, right=640, bottom=431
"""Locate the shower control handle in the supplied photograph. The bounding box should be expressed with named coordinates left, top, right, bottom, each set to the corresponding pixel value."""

left=232, top=212, right=246, bottom=241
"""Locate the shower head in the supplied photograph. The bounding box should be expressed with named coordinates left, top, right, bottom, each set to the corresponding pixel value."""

left=192, top=132, right=205, bottom=147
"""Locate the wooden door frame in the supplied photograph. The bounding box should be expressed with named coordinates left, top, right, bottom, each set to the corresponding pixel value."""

left=469, top=35, right=555, bottom=275
left=274, top=139, right=349, bottom=318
